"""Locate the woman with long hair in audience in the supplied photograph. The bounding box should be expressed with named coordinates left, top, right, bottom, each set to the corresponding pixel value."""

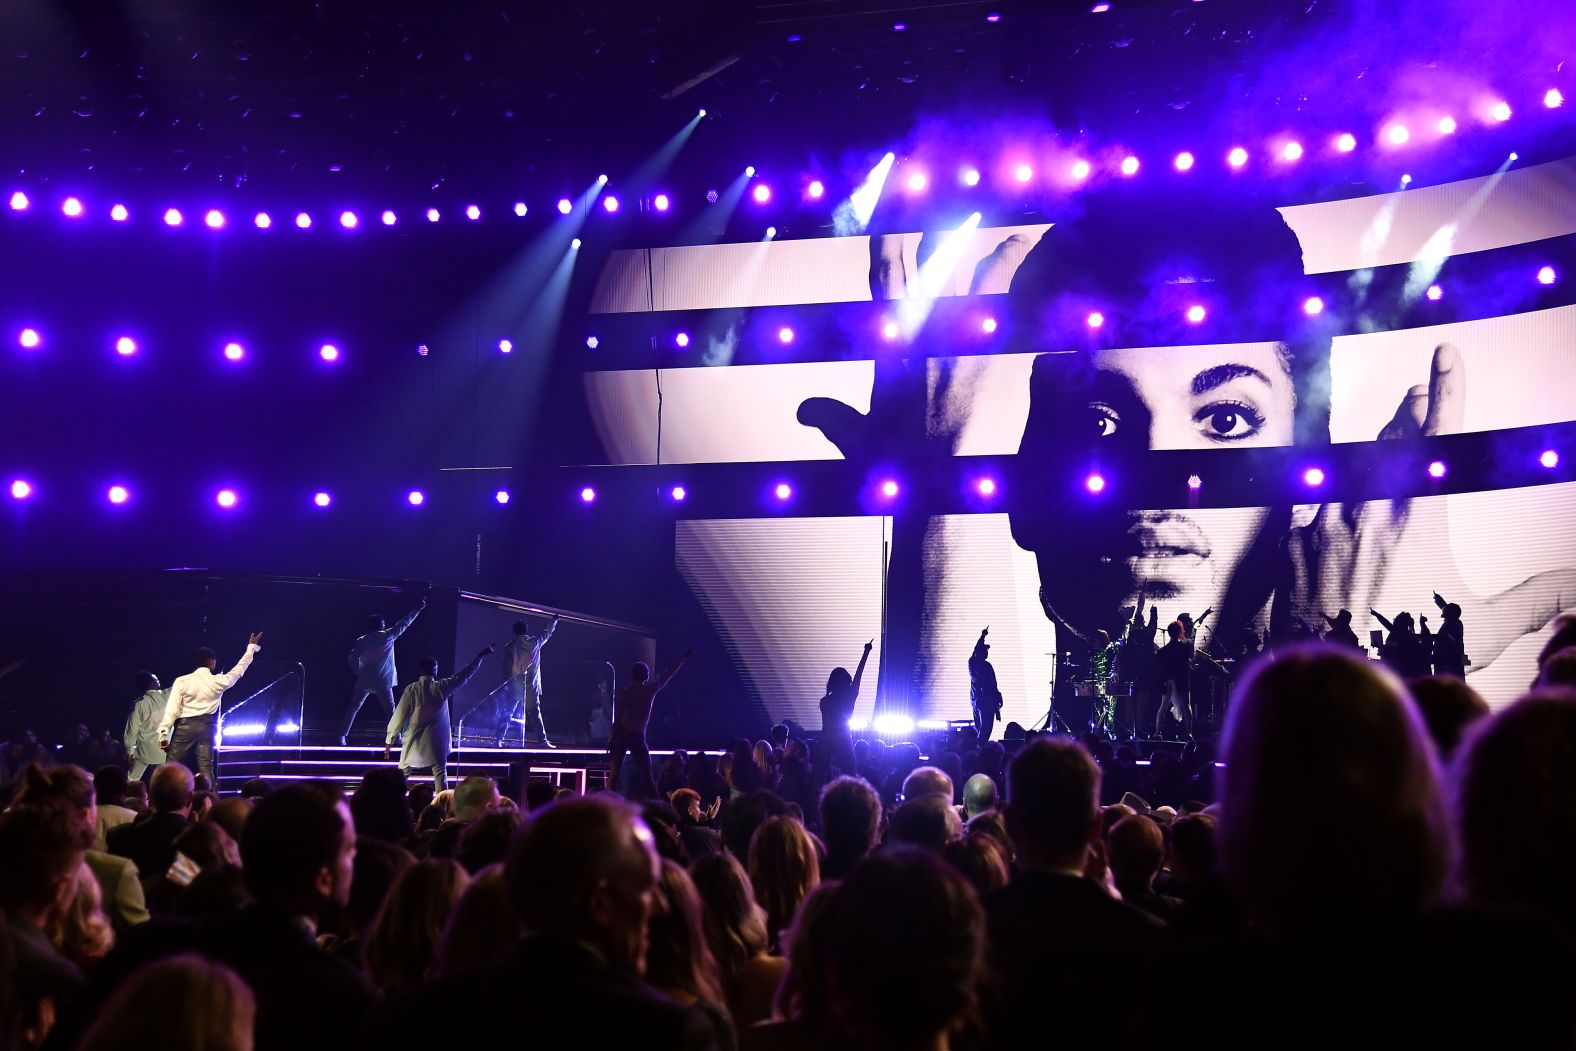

left=435, top=863, right=523, bottom=977
left=363, top=858, right=469, bottom=993
left=645, top=859, right=731, bottom=1034
left=690, top=851, right=787, bottom=1029
left=747, top=816, right=820, bottom=954
left=742, top=880, right=844, bottom=1050
left=752, top=741, right=779, bottom=791
left=47, top=861, right=114, bottom=973
left=76, top=954, right=254, bottom=1051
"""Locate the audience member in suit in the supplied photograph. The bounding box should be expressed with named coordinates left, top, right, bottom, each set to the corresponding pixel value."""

left=1107, top=814, right=1181, bottom=924
left=985, top=738, right=1164, bottom=1049
left=106, top=764, right=193, bottom=881
left=92, top=767, right=137, bottom=849
left=367, top=795, right=726, bottom=1048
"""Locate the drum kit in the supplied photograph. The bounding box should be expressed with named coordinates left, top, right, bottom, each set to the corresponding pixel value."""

left=1038, top=651, right=1239, bottom=740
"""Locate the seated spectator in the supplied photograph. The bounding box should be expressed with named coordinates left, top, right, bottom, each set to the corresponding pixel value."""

left=122, top=783, right=148, bottom=812
left=15, top=764, right=148, bottom=934
left=457, top=809, right=521, bottom=873
left=350, top=767, right=414, bottom=844
left=323, top=836, right=412, bottom=969
left=746, top=881, right=843, bottom=1051
left=721, top=788, right=789, bottom=861
left=645, top=859, right=727, bottom=1017
left=144, top=822, right=240, bottom=917
left=962, top=773, right=999, bottom=821
left=691, top=851, right=786, bottom=1030
left=964, top=809, right=1013, bottom=859
left=889, top=792, right=963, bottom=851
left=363, top=858, right=469, bottom=994
left=989, top=738, right=1163, bottom=1047
left=818, top=776, right=881, bottom=879
left=0, top=805, right=89, bottom=1047
left=75, top=954, right=254, bottom=1051
left=48, top=860, right=115, bottom=973
left=106, top=764, right=193, bottom=880
left=1107, top=815, right=1179, bottom=924
left=206, top=798, right=252, bottom=844
left=239, top=778, right=271, bottom=801
left=1408, top=675, right=1490, bottom=762
left=901, top=764, right=955, bottom=803
left=943, top=833, right=1012, bottom=896
left=1536, top=647, right=1576, bottom=689
left=435, top=863, right=520, bottom=976
left=524, top=779, right=557, bottom=812
left=369, top=796, right=725, bottom=1046
left=174, top=865, right=251, bottom=920
left=828, top=848, right=984, bottom=1050
left=748, top=816, right=820, bottom=952
left=92, top=767, right=136, bottom=847
left=190, top=790, right=215, bottom=823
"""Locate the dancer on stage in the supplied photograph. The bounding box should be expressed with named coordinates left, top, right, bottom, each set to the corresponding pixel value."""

left=385, top=645, right=493, bottom=792
left=608, top=650, right=693, bottom=798
left=1429, top=592, right=1467, bottom=678
left=818, top=639, right=874, bottom=778
left=123, top=671, right=168, bottom=780
left=968, top=628, right=1004, bottom=742
left=1321, top=609, right=1362, bottom=650
left=498, top=614, right=560, bottom=747
left=158, top=632, right=263, bottom=785
left=1154, top=621, right=1193, bottom=739
left=337, top=598, right=425, bottom=744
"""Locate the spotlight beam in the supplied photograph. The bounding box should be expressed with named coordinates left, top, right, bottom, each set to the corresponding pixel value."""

left=834, top=152, right=896, bottom=237
left=897, top=211, right=984, bottom=338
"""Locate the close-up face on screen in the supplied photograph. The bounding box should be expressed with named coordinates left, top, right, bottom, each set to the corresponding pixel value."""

left=573, top=160, right=1576, bottom=730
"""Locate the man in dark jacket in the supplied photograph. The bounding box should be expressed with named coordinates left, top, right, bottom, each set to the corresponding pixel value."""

left=105, top=762, right=193, bottom=878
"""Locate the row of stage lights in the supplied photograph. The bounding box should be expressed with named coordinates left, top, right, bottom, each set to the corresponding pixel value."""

left=5, top=89, right=1564, bottom=234
left=3, top=260, right=1562, bottom=362
left=8, top=450, right=1562, bottom=510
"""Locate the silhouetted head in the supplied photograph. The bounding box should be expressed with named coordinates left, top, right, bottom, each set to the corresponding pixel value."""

left=1443, top=603, right=1462, bottom=622
left=1095, top=629, right=1112, bottom=648
left=368, top=615, right=386, bottom=633
left=1166, top=621, right=1183, bottom=641
left=418, top=657, right=439, bottom=678
left=512, top=621, right=528, bottom=636
left=134, top=670, right=160, bottom=694
left=1393, top=611, right=1415, bottom=632
left=827, top=667, right=853, bottom=693
left=196, top=647, right=217, bottom=671
left=630, top=662, right=651, bottom=684
left=1335, top=609, right=1353, bottom=626
left=962, top=773, right=999, bottom=819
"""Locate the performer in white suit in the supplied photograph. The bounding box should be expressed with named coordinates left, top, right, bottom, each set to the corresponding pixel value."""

left=386, top=646, right=494, bottom=790
left=124, top=671, right=169, bottom=780
left=498, top=615, right=560, bottom=746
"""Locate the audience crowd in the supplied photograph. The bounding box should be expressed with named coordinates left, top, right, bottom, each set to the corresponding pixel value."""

left=3, top=625, right=1576, bottom=1050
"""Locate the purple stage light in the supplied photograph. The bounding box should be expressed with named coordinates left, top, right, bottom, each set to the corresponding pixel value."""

left=1302, top=296, right=1325, bottom=316
left=1014, top=163, right=1033, bottom=183
left=110, top=203, right=128, bottom=221
left=426, top=207, right=440, bottom=223
left=62, top=197, right=83, bottom=218
left=498, top=339, right=513, bottom=354
left=1425, top=283, right=1444, bottom=301
left=597, top=174, right=609, bottom=185
left=339, top=210, right=358, bottom=229
left=313, top=492, right=332, bottom=508
left=1303, top=467, right=1326, bottom=487
left=579, top=486, right=597, bottom=504
left=10, top=479, right=32, bottom=500
left=1187, top=474, right=1203, bottom=491
left=881, top=320, right=900, bottom=340
left=893, top=21, right=905, bottom=31
left=1227, top=146, right=1248, bottom=168
left=765, top=226, right=777, bottom=239
left=1491, top=100, right=1512, bottom=122
left=1437, top=115, right=1457, bottom=134
left=1185, top=304, right=1207, bottom=324
left=107, top=485, right=130, bottom=505
left=1282, top=141, right=1304, bottom=162
left=880, top=479, right=900, bottom=498
left=1173, top=151, right=1195, bottom=172
left=976, top=477, right=997, bottom=496
left=416, top=343, right=430, bottom=357
left=407, top=490, right=425, bottom=506
left=1537, top=265, right=1557, bottom=285
left=571, top=238, right=582, bottom=250
left=1427, top=460, right=1447, bottom=479
left=18, top=328, right=40, bottom=349
left=806, top=180, right=826, bottom=199
left=602, top=196, right=619, bottom=213
left=906, top=171, right=928, bottom=193
left=1386, top=124, right=1410, bottom=146
left=204, top=209, right=225, bottom=229
left=1120, top=155, right=1140, bottom=176
left=382, top=210, right=397, bottom=225
left=1545, top=88, right=1565, bottom=109
left=1091, top=2, right=1110, bottom=10
left=215, top=489, right=238, bottom=509
left=675, top=332, right=690, bottom=348
left=222, top=342, right=244, bottom=362
left=294, top=212, right=312, bottom=229
left=986, top=11, right=1001, bottom=21
left=585, top=335, right=599, bottom=349
left=254, top=212, right=272, bottom=229
left=1335, top=132, right=1358, bottom=153
left=8, top=191, right=27, bottom=211
left=513, top=201, right=528, bottom=217
left=557, top=198, right=573, bottom=215
left=777, top=326, right=795, bottom=344
left=495, top=490, right=510, bottom=505
left=163, top=208, right=183, bottom=226
left=1070, top=159, right=1092, bottom=181
left=1085, top=474, right=1106, bottom=494
left=1086, top=311, right=1105, bottom=329
left=774, top=482, right=793, bottom=501
left=670, top=485, right=687, bottom=502
left=653, top=193, right=670, bottom=211
left=115, top=336, right=136, bottom=356
left=961, top=168, right=981, bottom=187
left=981, top=316, right=998, bottom=334
left=1541, top=449, right=1560, bottom=469
left=752, top=184, right=772, bottom=204
left=466, top=204, right=481, bottom=221
left=319, top=344, right=340, bottom=362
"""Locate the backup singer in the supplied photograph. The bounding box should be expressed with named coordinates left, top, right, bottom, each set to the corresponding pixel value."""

left=157, top=633, right=263, bottom=784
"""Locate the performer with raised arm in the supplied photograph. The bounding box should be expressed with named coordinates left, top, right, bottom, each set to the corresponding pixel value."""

left=608, top=650, right=693, bottom=799
left=1372, top=609, right=1431, bottom=680
left=1154, top=621, right=1194, bottom=739
left=1321, top=609, right=1362, bottom=650
left=498, top=614, right=560, bottom=747
left=337, top=598, right=426, bottom=745
left=1430, top=592, right=1467, bottom=678
left=158, top=632, right=263, bottom=785
left=385, top=645, right=494, bottom=792
left=968, top=628, right=1004, bottom=743
left=818, top=640, right=874, bottom=778
left=124, top=671, right=169, bottom=780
